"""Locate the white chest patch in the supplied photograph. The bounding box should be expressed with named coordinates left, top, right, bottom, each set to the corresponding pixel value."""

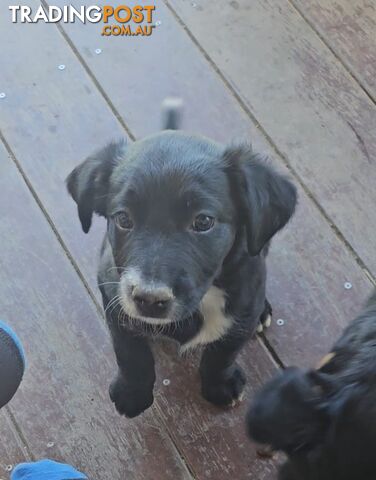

left=180, top=286, right=233, bottom=353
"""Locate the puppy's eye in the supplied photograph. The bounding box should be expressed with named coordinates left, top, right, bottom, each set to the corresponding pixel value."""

left=114, top=211, right=133, bottom=230
left=192, top=214, right=215, bottom=232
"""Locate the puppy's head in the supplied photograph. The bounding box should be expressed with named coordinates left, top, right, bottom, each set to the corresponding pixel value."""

left=67, top=132, right=296, bottom=325
left=247, top=367, right=337, bottom=454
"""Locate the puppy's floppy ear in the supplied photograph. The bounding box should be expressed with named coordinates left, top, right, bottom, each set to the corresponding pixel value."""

left=224, top=146, right=297, bottom=256
left=66, top=140, right=126, bottom=233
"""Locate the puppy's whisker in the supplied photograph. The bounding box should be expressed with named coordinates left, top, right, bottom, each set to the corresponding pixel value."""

left=104, top=298, right=118, bottom=316
left=105, top=295, right=122, bottom=318
left=104, top=294, right=120, bottom=312
left=97, top=281, right=121, bottom=287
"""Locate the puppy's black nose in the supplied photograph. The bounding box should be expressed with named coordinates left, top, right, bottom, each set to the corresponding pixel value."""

left=132, top=287, right=172, bottom=318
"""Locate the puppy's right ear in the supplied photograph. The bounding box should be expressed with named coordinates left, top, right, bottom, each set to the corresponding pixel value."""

left=224, top=146, right=297, bottom=256
left=66, top=140, right=125, bottom=233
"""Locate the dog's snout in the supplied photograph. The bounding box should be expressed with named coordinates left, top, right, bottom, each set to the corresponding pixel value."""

left=131, top=285, right=173, bottom=318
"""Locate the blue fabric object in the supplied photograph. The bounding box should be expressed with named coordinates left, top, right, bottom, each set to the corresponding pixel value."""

left=0, top=320, right=25, bottom=367
left=11, top=460, right=87, bottom=480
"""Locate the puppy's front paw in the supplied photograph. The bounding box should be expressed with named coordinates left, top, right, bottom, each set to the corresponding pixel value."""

left=201, top=365, right=246, bottom=407
left=109, top=376, right=154, bottom=418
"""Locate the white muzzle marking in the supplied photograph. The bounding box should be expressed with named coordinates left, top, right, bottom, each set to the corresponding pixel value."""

left=119, top=267, right=174, bottom=325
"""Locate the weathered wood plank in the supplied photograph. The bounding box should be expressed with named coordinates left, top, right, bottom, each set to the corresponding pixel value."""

left=46, top=0, right=253, bottom=144
left=154, top=339, right=281, bottom=479
left=291, top=0, right=376, bottom=99
left=0, top=144, right=192, bottom=479
left=0, top=3, right=123, bottom=291
left=164, top=0, right=376, bottom=278
left=265, top=182, right=371, bottom=368
left=0, top=411, right=29, bottom=477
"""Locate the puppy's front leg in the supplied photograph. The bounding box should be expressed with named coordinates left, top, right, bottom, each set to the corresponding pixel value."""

left=108, top=322, right=156, bottom=418
left=100, top=286, right=155, bottom=417
left=199, top=338, right=246, bottom=407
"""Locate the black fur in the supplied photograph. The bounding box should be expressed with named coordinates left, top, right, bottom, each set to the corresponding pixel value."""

left=247, top=290, right=376, bottom=480
left=67, top=141, right=125, bottom=233
left=67, top=126, right=296, bottom=418
left=224, top=148, right=297, bottom=256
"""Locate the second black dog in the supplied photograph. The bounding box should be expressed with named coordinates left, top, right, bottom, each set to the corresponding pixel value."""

left=247, top=290, right=376, bottom=480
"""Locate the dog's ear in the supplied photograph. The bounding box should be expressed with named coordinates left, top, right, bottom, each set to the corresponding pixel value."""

left=224, top=146, right=297, bottom=256
left=66, top=140, right=126, bottom=233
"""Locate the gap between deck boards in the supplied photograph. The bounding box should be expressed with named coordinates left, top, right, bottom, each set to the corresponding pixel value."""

left=286, top=0, right=376, bottom=104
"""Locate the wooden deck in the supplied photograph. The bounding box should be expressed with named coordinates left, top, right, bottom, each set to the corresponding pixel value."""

left=0, top=1, right=375, bottom=478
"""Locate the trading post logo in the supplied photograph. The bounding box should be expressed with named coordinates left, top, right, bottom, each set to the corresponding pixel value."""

left=8, top=5, right=157, bottom=37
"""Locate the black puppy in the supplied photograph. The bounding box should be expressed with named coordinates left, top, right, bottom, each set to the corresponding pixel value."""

left=67, top=105, right=296, bottom=418
left=247, top=290, right=376, bottom=480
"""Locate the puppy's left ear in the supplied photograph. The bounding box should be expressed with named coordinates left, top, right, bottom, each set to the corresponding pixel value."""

left=66, top=140, right=126, bottom=233
left=224, top=146, right=297, bottom=256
